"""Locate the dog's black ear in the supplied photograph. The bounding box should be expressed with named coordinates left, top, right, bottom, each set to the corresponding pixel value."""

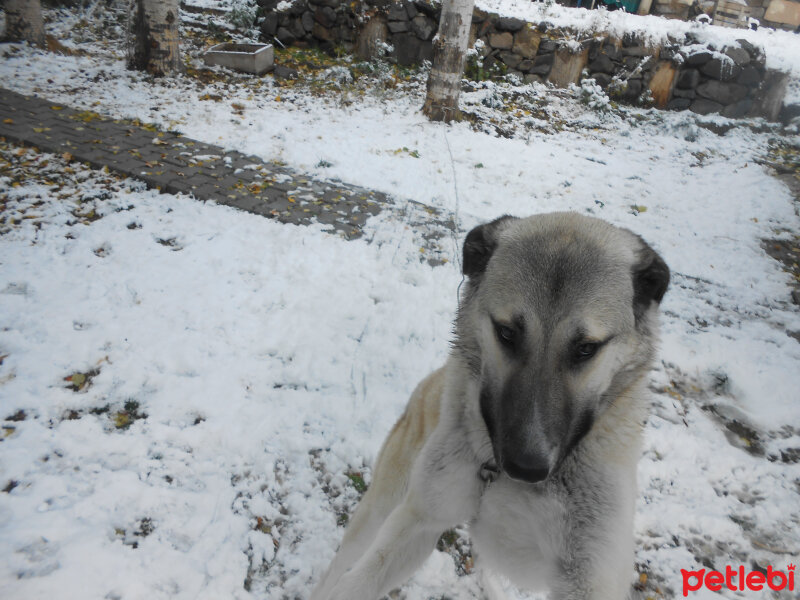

left=463, top=215, right=517, bottom=278
left=632, top=239, right=670, bottom=321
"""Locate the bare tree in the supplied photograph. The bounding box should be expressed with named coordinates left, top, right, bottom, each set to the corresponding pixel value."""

left=3, top=0, right=45, bottom=47
left=128, top=0, right=182, bottom=76
left=422, top=0, right=474, bottom=122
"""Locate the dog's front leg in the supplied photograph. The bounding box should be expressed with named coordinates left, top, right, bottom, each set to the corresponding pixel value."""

left=320, top=436, right=483, bottom=600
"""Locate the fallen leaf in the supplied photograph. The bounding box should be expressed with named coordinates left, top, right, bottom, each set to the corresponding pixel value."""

left=2, top=118, right=13, bottom=124
left=50, top=105, right=64, bottom=111
left=62, top=152, right=73, bottom=162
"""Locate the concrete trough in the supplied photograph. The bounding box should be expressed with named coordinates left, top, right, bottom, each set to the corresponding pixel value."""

left=203, top=43, right=274, bottom=75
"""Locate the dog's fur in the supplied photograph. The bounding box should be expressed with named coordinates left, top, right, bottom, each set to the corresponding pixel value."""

left=310, top=212, right=670, bottom=600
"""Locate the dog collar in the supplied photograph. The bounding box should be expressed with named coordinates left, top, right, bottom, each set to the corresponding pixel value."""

left=479, top=461, right=500, bottom=484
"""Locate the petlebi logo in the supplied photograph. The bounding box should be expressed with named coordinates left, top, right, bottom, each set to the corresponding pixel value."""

left=681, top=564, right=795, bottom=596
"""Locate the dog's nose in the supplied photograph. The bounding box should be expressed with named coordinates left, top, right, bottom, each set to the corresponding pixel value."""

left=503, top=454, right=550, bottom=483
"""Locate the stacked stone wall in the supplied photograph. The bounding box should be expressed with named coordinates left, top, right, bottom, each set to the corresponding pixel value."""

left=256, top=0, right=790, bottom=121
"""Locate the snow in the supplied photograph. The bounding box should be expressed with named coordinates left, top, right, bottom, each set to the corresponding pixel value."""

left=477, top=0, right=800, bottom=78
left=1, top=3, right=800, bottom=600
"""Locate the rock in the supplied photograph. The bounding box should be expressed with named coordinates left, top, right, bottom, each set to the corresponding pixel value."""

left=418, top=40, right=433, bottom=62
left=660, top=45, right=681, bottom=62
left=736, top=38, right=763, bottom=62
left=471, top=7, right=488, bottom=23
left=301, top=10, right=314, bottom=32
left=488, top=32, right=513, bottom=50
left=260, top=12, right=278, bottom=36
left=622, top=46, right=650, bottom=57
left=749, top=70, right=790, bottom=121
left=338, top=24, right=355, bottom=43
left=737, top=65, right=763, bottom=88
left=312, top=22, right=334, bottom=42
left=685, top=50, right=713, bottom=67
left=388, top=20, right=409, bottom=33
left=721, top=98, right=754, bottom=118
left=588, top=54, right=616, bottom=75
left=588, top=40, right=601, bottom=61
left=792, top=289, right=800, bottom=306
left=538, top=39, right=557, bottom=54
left=275, top=26, right=296, bottom=45
left=290, top=17, right=306, bottom=39
left=392, top=32, right=421, bottom=65
left=690, top=98, right=724, bottom=114
left=667, top=97, right=692, bottom=110
left=529, top=52, right=555, bottom=75
left=524, top=73, right=544, bottom=84
left=496, top=17, right=525, bottom=32
left=622, top=78, right=643, bottom=98
left=404, top=0, right=417, bottom=19
left=624, top=55, right=654, bottom=71
left=273, top=65, right=299, bottom=80
left=601, top=43, right=622, bottom=61
left=512, top=27, right=541, bottom=59
left=696, top=80, right=749, bottom=104
left=288, top=0, right=306, bottom=16
left=700, top=58, right=741, bottom=82
left=676, top=68, right=701, bottom=89
left=724, top=46, right=750, bottom=66
left=672, top=87, right=697, bottom=99
left=517, top=59, right=534, bottom=72
left=623, top=32, right=641, bottom=47
left=779, top=103, right=800, bottom=124
left=499, top=51, right=522, bottom=69
left=387, top=1, right=408, bottom=21
left=314, top=6, right=337, bottom=28
left=412, top=0, right=438, bottom=16
left=592, top=72, right=612, bottom=87
left=410, top=14, right=435, bottom=40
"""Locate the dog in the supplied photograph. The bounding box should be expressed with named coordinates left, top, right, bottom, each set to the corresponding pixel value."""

left=310, top=212, right=670, bottom=600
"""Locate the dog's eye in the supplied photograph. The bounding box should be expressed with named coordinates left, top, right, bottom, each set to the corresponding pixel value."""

left=574, top=342, right=600, bottom=362
left=495, top=323, right=516, bottom=347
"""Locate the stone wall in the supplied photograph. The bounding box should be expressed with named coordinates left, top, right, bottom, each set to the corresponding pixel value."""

left=256, top=0, right=790, bottom=121
left=650, top=0, right=800, bottom=31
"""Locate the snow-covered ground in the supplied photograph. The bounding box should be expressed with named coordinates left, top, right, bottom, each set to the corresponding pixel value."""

left=1, top=2, right=800, bottom=600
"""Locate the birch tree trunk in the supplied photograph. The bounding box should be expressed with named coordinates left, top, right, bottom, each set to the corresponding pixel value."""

left=3, top=0, right=45, bottom=47
left=128, top=0, right=182, bottom=76
left=421, top=0, right=474, bottom=122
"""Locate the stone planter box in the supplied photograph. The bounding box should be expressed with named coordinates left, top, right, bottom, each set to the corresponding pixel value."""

left=203, top=43, right=274, bottom=75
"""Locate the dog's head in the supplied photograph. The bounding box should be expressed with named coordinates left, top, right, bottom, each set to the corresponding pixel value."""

left=455, top=213, right=669, bottom=484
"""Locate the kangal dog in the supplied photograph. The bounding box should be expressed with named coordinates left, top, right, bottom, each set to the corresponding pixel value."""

left=311, top=212, right=670, bottom=600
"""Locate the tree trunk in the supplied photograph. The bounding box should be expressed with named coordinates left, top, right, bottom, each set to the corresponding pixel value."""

left=421, top=0, right=474, bottom=122
left=3, top=0, right=45, bottom=47
left=128, top=0, right=182, bottom=76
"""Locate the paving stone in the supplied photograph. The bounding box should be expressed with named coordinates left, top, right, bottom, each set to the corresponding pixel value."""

left=0, top=87, right=395, bottom=240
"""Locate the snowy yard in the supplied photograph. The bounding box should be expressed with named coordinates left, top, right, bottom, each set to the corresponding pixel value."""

left=1, top=2, right=799, bottom=599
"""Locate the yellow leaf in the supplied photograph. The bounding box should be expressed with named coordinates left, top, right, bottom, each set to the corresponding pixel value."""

left=2, top=118, right=12, bottom=124
left=274, top=96, right=282, bottom=102
left=51, top=105, right=64, bottom=110
left=62, top=152, right=73, bottom=162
